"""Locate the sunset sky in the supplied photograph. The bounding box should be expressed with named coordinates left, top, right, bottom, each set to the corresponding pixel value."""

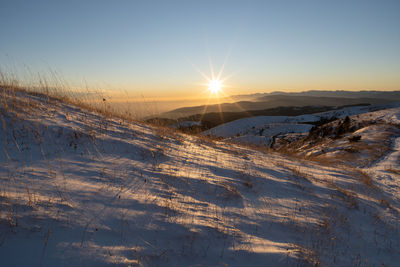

left=1, top=0, right=399, bottom=99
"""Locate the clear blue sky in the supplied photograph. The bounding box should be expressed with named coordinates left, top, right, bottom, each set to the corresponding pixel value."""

left=1, top=0, right=399, bottom=98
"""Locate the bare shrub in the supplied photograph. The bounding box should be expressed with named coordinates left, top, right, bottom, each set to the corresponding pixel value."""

left=348, top=135, right=361, bottom=142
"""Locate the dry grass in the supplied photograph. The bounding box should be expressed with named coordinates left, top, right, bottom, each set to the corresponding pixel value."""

left=352, top=169, right=375, bottom=188
left=0, top=71, right=142, bottom=126
left=292, top=244, right=321, bottom=267
left=302, top=141, right=391, bottom=168
left=379, top=198, right=391, bottom=209
left=277, top=122, right=396, bottom=170
left=218, top=181, right=242, bottom=200
left=0, top=70, right=193, bottom=150
left=285, top=165, right=313, bottom=183
left=328, top=182, right=359, bottom=209
left=0, top=71, right=158, bottom=234
left=386, top=168, right=400, bottom=175
left=277, top=160, right=361, bottom=210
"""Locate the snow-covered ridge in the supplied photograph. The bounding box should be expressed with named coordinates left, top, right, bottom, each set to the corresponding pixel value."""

left=203, top=103, right=400, bottom=146
left=0, top=88, right=399, bottom=266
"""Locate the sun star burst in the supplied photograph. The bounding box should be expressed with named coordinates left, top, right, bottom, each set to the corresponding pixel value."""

left=208, top=79, right=222, bottom=94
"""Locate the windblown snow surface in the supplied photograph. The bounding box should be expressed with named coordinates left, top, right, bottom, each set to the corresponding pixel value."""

left=0, top=89, right=399, bottom=266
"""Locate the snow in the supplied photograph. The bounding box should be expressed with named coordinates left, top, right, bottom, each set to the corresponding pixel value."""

left=203, top=104, right=400, bottom=146
left=0, top=89, right=399, bottom=266
left=204, top=116, right=315, bottom=138
left=363, top=127, right=400, bottom=206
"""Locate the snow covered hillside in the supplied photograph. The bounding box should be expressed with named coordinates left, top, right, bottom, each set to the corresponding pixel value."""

left=203, top=104, right=400, bottom=147
left=1, top=88, right=399, bottom=266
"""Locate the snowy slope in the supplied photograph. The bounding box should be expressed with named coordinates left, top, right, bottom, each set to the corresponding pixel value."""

left=203, top=104, right=400, bottom=146
left=1, top=88, right=399, bottom=266
left=287, top=105, right=400, bottom=166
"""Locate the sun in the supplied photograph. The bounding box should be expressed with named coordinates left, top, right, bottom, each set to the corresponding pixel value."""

left=208, top=79, right=222, bottom=94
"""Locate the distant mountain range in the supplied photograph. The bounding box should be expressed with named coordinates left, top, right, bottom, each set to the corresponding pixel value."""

left=231, top=90, right=400, bottom=101
left=157, top=91, right=400, bottom=119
